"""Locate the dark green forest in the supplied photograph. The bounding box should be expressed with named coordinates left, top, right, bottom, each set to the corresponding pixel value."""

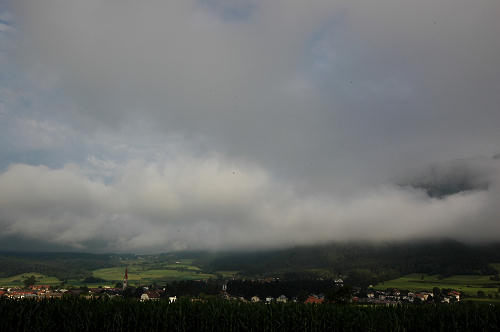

left=203, top=240, right=500, bottom=283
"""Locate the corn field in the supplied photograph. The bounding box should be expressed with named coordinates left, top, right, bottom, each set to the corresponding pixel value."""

left=1, top=298, right=499, bottom=331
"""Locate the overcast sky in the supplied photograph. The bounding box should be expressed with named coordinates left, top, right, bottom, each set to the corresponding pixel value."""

left=1, top=0, right=499, bottom=252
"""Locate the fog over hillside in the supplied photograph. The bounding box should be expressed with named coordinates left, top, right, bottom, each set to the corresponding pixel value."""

left=0, top=0, right=499, bottom=252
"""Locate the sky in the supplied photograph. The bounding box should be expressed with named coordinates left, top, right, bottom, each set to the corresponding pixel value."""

left=0, top=0, right=500, bottom=252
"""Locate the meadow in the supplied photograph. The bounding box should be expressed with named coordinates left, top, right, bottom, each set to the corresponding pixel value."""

left=0, top=273, right=61, bottom=287
left=375, top=273, right=500, bottom=297
left=0, top=258, right=214, bottom=287
left=92, top=258, right=215, bottom=286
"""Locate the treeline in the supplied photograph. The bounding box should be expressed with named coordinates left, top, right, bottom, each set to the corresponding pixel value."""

left=204, top=240, right=500, bottom=284
left=164, top=280, right=221, bottom=297
left=227, top=280, right=338, bottom=300
left=0, top=252, right=122, bottom=280
left=1, top=298, right=499, bottom=331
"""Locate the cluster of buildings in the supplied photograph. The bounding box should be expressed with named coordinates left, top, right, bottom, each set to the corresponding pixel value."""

left=354, top=289, right=461, bottom=304
left=0, top=284, right=179, bottom=301
left=0, top=285, right=63, bottom=299
left=224, top=294, right=324, bottom=304
left=0, top=285, right=461, bottom=304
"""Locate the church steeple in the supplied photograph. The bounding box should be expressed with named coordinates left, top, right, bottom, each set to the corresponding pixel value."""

left=123, top=267, right=128, bottom=290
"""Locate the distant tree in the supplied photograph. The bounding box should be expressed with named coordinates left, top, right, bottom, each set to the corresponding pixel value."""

left=326, top=286, right=352, bottom=304
left=123, top=286, right=138, bottom=298
left=83, top=276, right=106, bottom=283
left=23, top=275, right=37, bottom=288
left=297, top=290, right=309, bottom=303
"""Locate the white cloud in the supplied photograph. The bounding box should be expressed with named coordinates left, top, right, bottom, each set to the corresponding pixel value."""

left=1, top=155, right=499, bottom=252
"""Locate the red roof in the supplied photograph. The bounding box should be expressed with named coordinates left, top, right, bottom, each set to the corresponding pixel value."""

left=145, top=291, right=160, bottom=298
left=305, top=296, right=324, bottom=304
left=10, top=291, right=34, bottom=295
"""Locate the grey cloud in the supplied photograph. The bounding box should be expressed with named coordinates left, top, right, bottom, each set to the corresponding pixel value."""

left=1, top=156, right=500, bottom=252
left=10, top=1, right=500, bottom=191
left=1, top=1, right=500, bottom=250
left=401, top=156, right=499, bottom=198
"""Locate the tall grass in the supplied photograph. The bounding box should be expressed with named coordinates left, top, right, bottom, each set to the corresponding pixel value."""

left=1, top=298, right=499, bottom=331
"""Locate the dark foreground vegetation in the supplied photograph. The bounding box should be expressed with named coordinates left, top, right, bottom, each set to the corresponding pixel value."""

left=1, top=298, right=499, bottom=332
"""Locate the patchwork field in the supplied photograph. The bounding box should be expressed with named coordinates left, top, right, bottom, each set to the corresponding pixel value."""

left=92, top=259, right=215, bottom=285
left=0, top=257, right=215, bottom=287
left=375, top=273, right=500, bottom=297
left=0, top=273, right=61, bottom=287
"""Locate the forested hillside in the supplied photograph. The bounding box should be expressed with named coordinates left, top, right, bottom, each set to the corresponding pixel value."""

left=202, top=240, right=500, bottom=284
left=0, top=252, right=123, bottom=280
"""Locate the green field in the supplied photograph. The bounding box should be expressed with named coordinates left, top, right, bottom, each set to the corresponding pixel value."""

left=92, top=258, right=215, bottom=285
left=0, top=257, right=215, bottom=287
left=375, top=273, right=500, bottom=297
left=0, top=273, right=61, bottom=287
left=164, top=264, right=201, bottom=271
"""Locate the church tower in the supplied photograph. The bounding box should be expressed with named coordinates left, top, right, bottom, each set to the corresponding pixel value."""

left=123, top=267, right=128, bottom=290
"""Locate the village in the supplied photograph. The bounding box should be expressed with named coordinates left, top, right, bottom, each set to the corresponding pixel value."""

left=0, top=277, right=461, bottom=305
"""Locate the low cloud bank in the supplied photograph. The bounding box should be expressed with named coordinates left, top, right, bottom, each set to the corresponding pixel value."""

left=1, top=155, right=499, bottom=252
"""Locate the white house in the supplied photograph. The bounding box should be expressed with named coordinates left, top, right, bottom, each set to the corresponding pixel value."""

left=277, top=295, right=288, bottom=303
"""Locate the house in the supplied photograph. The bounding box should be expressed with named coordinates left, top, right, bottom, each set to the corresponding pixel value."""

left=448, top=291, right=460, bottom=302
left=8, top=291, right=36, bottom=299
left=169, top=296, right=177, bottom=303
left=251, top=296, right=260, bottom=302
left=31, top=285, right=50, bottom=291
left=265, top=297, right=274, bottom=303
left=305, top=295, right=324, bottom=304
left=140, top=291, right=160, bottom=301
left=276, top=295, right=287, bottom=303
left=415, top=293, right=427, bottom=302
